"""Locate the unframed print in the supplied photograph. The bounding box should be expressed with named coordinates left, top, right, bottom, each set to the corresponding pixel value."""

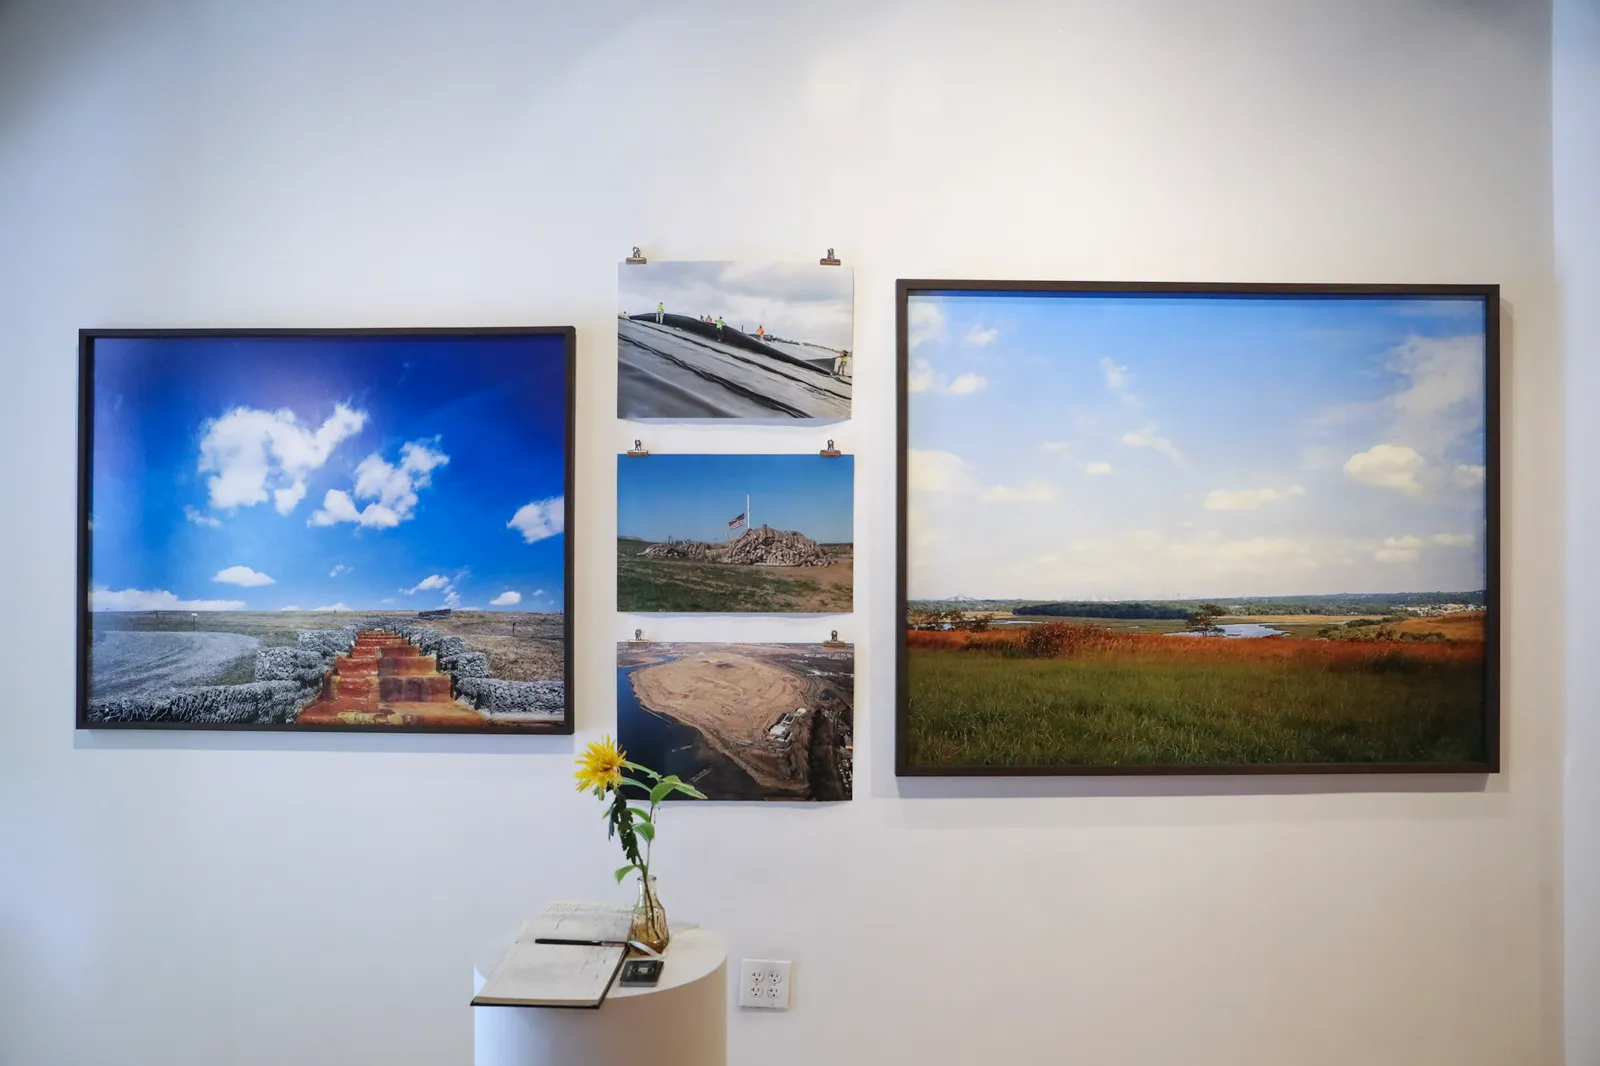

left=899, top=285, right=1496, bottom=773
left=80, top=330, right=573, bottom=732
left=617, top=453, right=854, bottom=614
left=617, top=261, right=853, bottom=420
left=617, top=642, right=854, bottom=801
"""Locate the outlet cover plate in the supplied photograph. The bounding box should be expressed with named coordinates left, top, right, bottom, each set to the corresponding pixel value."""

left=738, top=958, right=792, bottom=1010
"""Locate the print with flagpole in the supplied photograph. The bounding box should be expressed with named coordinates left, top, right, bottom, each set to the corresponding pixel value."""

left=617, top=454, right=854, bottom=613
left=726, top=493, right=752, bottom=541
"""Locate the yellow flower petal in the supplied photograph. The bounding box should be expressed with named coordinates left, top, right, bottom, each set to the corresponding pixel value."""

left=574, top=735, right=627, bottom=792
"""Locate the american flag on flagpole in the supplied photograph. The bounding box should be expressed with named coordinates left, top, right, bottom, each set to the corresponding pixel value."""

left=728, top=512, right=746, bottom=531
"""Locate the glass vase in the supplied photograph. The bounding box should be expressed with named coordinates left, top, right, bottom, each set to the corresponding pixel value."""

left=629, top=875, right=670, bottom=955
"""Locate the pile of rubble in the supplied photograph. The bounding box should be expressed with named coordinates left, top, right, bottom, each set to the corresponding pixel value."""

left=642, top=540, right=713, bottom=561
left=723, top=526, right=830, bottom=567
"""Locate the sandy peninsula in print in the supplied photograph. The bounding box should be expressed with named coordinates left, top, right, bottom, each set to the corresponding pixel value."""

left=618, top=642, right=853, bottom=801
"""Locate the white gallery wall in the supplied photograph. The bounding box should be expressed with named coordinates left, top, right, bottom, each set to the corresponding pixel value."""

left=0, top=2, right=1568, bottom=1064
left=1558, top=0, right=1600, bottom=1060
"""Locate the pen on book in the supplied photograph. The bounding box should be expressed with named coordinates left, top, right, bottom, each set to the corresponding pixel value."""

left=530, top=937, right=661, bottom=957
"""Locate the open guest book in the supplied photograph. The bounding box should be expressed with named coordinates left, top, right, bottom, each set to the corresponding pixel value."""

left=471, top=901, right=635, bottom=1009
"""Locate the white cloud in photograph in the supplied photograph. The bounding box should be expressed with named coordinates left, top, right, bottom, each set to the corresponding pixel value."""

left=403, top=574, right=450, bottom=594
left=199, top=403, right=366, bottom=515
left=908, top=359, right=987, bottom=396
left=1083, top=461, right=1112, bottom=476
left=1099, top=357, right=1129, bottom=391
left=328, top=564, right=349, bottom=578
left=980, top=482, right=1059, bottom=504
left=310, top=439, right=449, bottom=529
left=617, top=261, right=853, bottom=351
left=1375, top=535, right=1425, bottom=564
left=508, top=496, right=565, bottom=544
left=1385, top=334, right=1485, bottom=455
left=907, top=300, right=946, bottom=351
left=91, top=586, right=245, bottom=611
left=1344, top=443, right=1423, bottom=492
left=965, top=324, right=998, bottom=346
left=184, top=505, right=221, bottom=528
left=1203, top=485, right=1305, bottom=511
left=1121, top=424, right=1183, bottom=465
left=490, top=590, right=522, bottom=606
left=213, top=565, right=274, bottom=587
left=908, top=449, right=973, bottom=494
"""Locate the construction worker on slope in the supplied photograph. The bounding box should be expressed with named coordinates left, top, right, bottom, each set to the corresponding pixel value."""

left=756, top=324, right=765, bottom=340
left=656, top=302, right=664, bottom=324
left=715, top=315, right=726, bottom=341
left=834, top=349, right=851, bottom=380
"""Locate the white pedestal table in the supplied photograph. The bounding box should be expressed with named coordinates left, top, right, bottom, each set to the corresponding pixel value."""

left=472, top=928, right=727, bottom=1066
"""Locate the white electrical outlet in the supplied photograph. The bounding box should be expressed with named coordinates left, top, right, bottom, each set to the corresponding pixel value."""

left=737, top=958, right=792, bottom=1010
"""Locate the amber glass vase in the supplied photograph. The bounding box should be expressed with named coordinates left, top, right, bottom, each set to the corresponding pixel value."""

left=629, top=875, right=670, bottom=955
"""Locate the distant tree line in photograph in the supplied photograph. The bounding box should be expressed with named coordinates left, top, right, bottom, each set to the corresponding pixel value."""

left=1011, top=590, right=1488, bottom=619
left=1013, top=601, right=1191, bottom=620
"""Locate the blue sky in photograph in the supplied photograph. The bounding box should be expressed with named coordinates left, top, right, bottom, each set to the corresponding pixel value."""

left=618, top=454, right=854, bottom=544
left=90, top=333, right=568, bottom=612
left=906, top=292, right=1489, bottom=600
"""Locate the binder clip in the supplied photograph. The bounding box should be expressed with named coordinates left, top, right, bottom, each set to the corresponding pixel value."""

left=626, top=439, right=650, bottom=457
left=823, top=630, right=847, bottom=649
left=819, top=247, right=841, bottom=266
left=819, top=439, right=842, bottom=457
left=625, top=247, right=647, bottom=265
left=628, top=629, right=650, bottom=646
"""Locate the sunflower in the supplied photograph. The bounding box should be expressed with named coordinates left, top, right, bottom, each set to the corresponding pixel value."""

left=574, top=735, right=627, bottom=793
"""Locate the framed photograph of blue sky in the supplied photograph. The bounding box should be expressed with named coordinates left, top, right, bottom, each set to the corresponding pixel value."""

left=77, top=328, right=574, bottom=733
left=896, top=281, right=1499, bottom=776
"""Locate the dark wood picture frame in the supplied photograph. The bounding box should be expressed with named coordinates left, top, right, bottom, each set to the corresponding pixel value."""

left=77, top=326, right=577, bottom=735
left=895, top=280, right=1500, bottom=776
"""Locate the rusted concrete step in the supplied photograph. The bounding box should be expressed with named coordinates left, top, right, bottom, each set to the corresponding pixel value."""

left=379, top=674, right=452, bottom=702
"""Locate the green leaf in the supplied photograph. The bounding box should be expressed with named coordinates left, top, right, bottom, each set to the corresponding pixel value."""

left=673, top=782, right=708, bottom=799
left=614, top=864, right=638, bottom=884
left=620, top=777, right=653, bottom=793
left=649, top=780, right=674, bottom=805
left=628, top=808, right=653, bottom=825
left=623, top=761, right=662, bottom=780
left=634, top=821, right=655, bottom=842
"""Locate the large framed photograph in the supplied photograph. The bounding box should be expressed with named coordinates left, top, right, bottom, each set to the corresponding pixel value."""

left=896, top=281, right=1499, bottom=775
left=78, top=328, right=575, bottom=734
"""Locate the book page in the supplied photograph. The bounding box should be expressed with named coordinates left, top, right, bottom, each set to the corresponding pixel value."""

left=473, top=941, right=625, bottom=1008
left=526, top=899, right=634, bottom=944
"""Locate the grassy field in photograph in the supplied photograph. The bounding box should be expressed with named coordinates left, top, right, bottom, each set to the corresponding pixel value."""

left=903, top=623, right=1487, bottom=767
left=618, top=538, right=852, bottom=613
